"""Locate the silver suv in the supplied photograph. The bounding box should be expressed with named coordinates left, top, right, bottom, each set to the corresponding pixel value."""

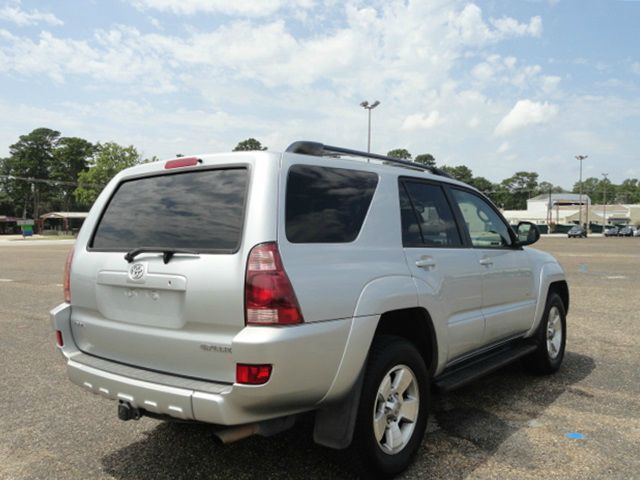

left=51, top=141, right=569, bottom=478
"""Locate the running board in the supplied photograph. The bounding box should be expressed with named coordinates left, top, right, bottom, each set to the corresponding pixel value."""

left=434, top=342, right=538, bottom=392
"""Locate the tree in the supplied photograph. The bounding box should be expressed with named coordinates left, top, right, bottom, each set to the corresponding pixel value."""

left=414, top=153, right=436, bottom=167
left=233, top=138, right=267, bottom=151
left=387, top=148, right=412, bottom=160
left=75, top=143, right=142, bottom=206
left=440, top=165, right=474, bottom=184
left=538, top=181, right=564, bottom=195
left=616, top=178, right=640, bottom=204
left=51, top=137, right=96, bottom=211
left=1, top=128, right=61, bottom=218
left=468, top=176, right=494, bottom=195
left=572, top=177, right=602, bottom=204
left=501, top=171, right=539, bottom=209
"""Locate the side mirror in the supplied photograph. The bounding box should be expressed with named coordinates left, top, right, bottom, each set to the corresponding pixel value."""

left=516, top=221, right=540, bottom=246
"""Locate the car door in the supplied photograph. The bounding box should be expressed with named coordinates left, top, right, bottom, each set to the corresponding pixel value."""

left=399, top=179, right=485, bottom=360
left=449, top=187, right=536, bottom=344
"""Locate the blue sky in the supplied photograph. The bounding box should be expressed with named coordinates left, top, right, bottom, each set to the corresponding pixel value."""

left=1, top=0, right=639, bottom=188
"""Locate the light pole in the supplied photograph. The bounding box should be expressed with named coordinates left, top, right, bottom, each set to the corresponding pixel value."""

left=360, top=100, right=380, bottom=153
left=575, top=155, right=588, bottom=227
left=602, top=173, right=609, bottom=229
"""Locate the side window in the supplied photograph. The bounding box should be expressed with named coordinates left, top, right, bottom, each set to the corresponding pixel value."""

left=286, top=165, right=378, bottom=243
left=451, top=189, right=512, bottom=248
left=400, top=180, right=462, bottom=247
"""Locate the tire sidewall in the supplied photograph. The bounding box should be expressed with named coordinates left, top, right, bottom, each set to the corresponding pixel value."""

left=541, top=294, right=567, bottom=370
left=355, top=338, right=429, bottom=477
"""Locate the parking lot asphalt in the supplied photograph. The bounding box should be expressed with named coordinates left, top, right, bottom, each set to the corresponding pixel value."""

left=0, top=237, right=638, bottom=480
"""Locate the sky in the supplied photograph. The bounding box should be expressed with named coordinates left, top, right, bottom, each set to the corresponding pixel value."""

left=0, top=0, right=639, bottom=188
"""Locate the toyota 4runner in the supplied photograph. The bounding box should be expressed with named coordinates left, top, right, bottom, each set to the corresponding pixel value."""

left=51, top=141, right=569, bottom=478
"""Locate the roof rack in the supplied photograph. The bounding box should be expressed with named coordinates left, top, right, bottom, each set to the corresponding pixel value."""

left=285, top=141, right=453, bottom=178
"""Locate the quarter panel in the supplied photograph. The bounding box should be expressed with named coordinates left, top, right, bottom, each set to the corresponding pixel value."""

left=277, top=155, right=410, bottom=322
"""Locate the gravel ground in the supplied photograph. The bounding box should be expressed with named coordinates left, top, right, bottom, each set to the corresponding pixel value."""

left=0, top=237, right=638, bottom=479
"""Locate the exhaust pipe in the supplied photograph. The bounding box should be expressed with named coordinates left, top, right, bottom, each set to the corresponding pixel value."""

left=213, top=423, right=260, bottom=444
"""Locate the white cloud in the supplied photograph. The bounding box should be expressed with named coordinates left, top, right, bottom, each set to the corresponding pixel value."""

left=472, top=62, right=493, bottom=81
left=497, top=141, right=510, bottom=153
left=0, top=0, right=62, bottom=26
left=402, top=111, right=443, bottom=130
left=491, top=15, right=542, bottom=37
left=449, top=5, right=542, bottom=44
left=132, top=0, right=313, bottom=17
left=632, top=62, right=640, bottom=75
left=495, top=99, right=558, bottom=136
left=541, top=75, right=561, bottom=93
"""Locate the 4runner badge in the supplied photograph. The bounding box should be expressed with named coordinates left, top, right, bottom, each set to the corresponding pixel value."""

left=128, top=263, right=145, bottom=281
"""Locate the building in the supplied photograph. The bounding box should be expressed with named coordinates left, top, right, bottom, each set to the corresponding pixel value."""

left=502, top=193, right=591, bottom=225
left=39, top=211, right=88, bottom=234
left=501, top=193, right=640, bottom=230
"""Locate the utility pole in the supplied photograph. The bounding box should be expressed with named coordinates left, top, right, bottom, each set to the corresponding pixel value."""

left=575, top=155, right=588, bottom=227
left=602, top=173, right=609, bottom=229
left=360, top=100, right=380, bottom=153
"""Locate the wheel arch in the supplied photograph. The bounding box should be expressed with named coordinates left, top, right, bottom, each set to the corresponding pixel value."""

left=373, top=307, right=438, bottom=377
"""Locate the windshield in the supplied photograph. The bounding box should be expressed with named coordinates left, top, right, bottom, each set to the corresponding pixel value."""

left=91, top=168, right=248, bottom=252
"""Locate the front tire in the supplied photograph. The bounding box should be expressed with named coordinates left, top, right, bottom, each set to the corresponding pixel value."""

left=522, top=292, right=567, bottom=374
left=348, top=336, right=429, bottom=479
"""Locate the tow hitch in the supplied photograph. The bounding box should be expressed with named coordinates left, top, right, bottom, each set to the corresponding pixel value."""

left=117, top=401, right=142, bottom=421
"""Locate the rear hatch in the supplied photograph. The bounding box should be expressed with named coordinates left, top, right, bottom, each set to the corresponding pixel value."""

left=69, top=157, right=276, bottom=383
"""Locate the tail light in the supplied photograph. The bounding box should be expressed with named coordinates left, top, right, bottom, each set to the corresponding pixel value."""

left=55, top=330, right=64, bottom=347
left=245, top=242, right=303, bottom=325
left=236, top=364, right=272, bottom=385
left=164, top=157, right=201, bottom=169
left=63, top=247, right=74, bottom=303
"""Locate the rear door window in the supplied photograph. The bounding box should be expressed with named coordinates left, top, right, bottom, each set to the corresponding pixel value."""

left=91, top=168, right=248, bottom=252
left=400, top=180, right=462, bottom=247
left=286, top=165, right=378, bottom=243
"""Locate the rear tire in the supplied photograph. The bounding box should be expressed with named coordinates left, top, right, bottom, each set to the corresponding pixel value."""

left=522, top=292, right=566, bottom=374
left=348, top=335, right=429, bottom=479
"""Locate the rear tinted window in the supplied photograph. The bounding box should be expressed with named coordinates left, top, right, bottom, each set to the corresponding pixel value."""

left=286, top=165, right=378, bottom=243
left=91, top=168, right=248, bottom=252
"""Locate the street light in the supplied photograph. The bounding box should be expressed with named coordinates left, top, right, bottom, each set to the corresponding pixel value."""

left=602, top=173, right=609, bottom=229
left=360, top=100, right=380, bottom=153
left=575, top=155, right=588, bottom=227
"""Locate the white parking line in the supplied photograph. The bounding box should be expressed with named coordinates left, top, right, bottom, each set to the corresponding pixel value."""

left=0, top=278, right=14, bottom=282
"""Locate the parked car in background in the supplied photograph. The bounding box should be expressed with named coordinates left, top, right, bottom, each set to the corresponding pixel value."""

left=618, top=226, right=634, bottom=237
left=633, top=228, right=640, bottom=237
left=604, top=226, right=619, bottom=237
left=568, top=225, right=587, bottom=238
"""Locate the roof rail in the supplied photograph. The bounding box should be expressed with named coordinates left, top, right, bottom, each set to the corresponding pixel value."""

left=285, top=141, right=452, bottom=178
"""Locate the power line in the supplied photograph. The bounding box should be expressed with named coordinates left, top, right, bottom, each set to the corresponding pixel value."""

left=0, top=174, right=102, bottom=188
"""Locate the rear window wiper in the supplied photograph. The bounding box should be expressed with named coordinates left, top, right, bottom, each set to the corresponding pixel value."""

left=124, top=247, right=200, bottom=264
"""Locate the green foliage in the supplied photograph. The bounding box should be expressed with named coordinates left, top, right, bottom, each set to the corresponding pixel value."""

left=233, top=138, right=267, bottom=151
left=387, top=148, right=412, bottom=160
left=500, top=171, right=539, bottom=210
left=414, top=153, right=436, bottom=167
left=74, top=143, right=142, bottom=206
left=468, top=176, right=493, bottom=194
left=440, top=165, right=474, bottom=184
left=52, top=137, right=96, bottom=211
left=2, top=128, right=61, bottom=217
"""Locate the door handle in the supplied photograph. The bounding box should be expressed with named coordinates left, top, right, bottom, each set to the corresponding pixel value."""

left=415, top=257, right=436, bottom=270
left=479, top=257, right=493, bottom=266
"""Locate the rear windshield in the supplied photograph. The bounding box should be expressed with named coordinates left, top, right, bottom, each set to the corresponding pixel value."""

left=91, top=168, right=248, bottom=252
left=286, top=165, right=378, bottom=243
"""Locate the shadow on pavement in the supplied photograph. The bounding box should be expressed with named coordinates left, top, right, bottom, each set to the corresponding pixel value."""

left=102, top=351, right=594, bottom=480
left=416, top=351, right=596, bottom=479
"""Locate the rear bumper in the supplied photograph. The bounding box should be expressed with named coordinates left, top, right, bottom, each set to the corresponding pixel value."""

left=50, top=303, right=352, bottom=425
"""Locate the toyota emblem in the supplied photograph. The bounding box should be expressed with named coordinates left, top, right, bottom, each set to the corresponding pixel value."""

left=129, top=263, right=145, bottom=281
